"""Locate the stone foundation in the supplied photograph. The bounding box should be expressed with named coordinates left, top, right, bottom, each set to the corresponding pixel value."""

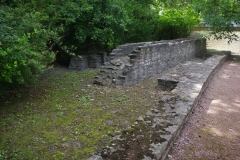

left=94, top=39, right=206, bottom=87
left=68, top=55, right=88, bottom=71
left=68, top=52, right=107, bottom=70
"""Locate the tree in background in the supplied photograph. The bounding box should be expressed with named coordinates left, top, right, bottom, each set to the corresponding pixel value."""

left=151, top=0, right=201, bottom=40
left=194, top=0, right=240, bottom=42
left=120, top=0, right=158, bottom=43
left=0, top=0, right=128, bottom=91
left=154, top=7, right=201, bottom=40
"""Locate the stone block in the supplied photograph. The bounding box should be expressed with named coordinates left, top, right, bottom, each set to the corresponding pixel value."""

left=68, top=55, right=88, bottom=71
left=88, top=52, right=107, bottom=68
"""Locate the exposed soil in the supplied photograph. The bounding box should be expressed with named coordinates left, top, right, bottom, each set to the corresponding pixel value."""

left=166, top=59, right=240, bottom=160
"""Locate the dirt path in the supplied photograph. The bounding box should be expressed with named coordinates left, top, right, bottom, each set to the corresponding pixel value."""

left=166, top=60, right=240, bottom=160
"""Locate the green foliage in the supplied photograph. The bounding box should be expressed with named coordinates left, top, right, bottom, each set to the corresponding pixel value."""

left=159, top=0, right=196, bottom=9
left=30, top=0, right=159, bottom=51
left=0, top=6, right=54, bottom=91
left=154, top=8, right=201, bottom=40
left=35, top=0, right=128, bottom=52
left=194, top=0, right=240, bottom=42
left=121, top=0, right=158, bottom=43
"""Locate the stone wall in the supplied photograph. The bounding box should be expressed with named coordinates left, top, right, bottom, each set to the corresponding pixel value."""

left=94, top=39, right=206, bottom=87
left=68, top=52, right=107, bottom=70
left=68, top=55, right=88, bottom=71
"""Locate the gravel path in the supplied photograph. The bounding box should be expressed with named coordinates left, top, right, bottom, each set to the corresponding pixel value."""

left=166, top=59, right=240, bottom=160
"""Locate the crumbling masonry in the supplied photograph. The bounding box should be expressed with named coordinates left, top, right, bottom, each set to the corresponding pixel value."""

left=94, top=39, right=206, bottom=87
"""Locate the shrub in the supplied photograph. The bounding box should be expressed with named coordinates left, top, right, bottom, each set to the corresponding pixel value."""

left=154, top=8, right=201, bottom=40
left=39, top=0, right=128, bottom=52
left=121, top=0, right=158, bottom=43
left=0, top=6, right=54, bottom=91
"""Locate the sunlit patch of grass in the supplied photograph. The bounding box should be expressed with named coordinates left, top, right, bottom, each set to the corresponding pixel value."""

left=0, top=68, right=161, bottom=159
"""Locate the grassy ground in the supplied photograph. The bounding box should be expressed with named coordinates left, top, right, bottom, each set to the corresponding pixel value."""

left=0, top=67, right=161, bottom=160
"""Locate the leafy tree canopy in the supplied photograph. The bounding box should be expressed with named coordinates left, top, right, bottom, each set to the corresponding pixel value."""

left=194, top=0, right=240, bottom=42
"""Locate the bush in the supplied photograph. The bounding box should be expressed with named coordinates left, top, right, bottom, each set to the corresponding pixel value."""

left=154, top=8, right=201, bottom=40
left=121, top=0, right=157, bottom=43
left=194, top=0, right=240, bottom=42
left=39, top=0, right=128, bottom=52
left=0, top=6, right=54, bottom=91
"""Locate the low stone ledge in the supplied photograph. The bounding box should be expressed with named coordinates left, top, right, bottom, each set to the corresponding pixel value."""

left=88, top=53, right=229, bottom=160
left=156, top=54, right=229, bottom=160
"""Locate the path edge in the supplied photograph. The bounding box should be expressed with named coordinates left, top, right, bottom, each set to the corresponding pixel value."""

left=161, top=54, right=230, bottom=160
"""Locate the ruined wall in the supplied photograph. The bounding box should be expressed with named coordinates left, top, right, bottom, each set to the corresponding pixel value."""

left=94, top=39, right=206, bottom=87
left=68, top=52, right=107, bottom=70
left=68, top=55, right=88, bottom=71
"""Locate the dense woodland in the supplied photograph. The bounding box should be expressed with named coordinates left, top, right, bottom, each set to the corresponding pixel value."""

left=0, top=0, right=239, bottom=91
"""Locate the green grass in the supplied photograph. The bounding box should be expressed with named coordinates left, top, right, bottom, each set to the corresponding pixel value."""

left=0, top=68, right=160, bottom=160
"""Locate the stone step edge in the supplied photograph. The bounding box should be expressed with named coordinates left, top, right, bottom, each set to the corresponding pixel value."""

left=159, top=54, right=230, bottom=160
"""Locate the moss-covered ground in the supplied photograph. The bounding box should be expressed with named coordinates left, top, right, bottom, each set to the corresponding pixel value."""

left=0, top=67, right=161, bottom=160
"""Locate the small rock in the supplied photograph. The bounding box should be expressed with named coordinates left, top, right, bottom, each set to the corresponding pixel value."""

left=116, top=62, right=122, bottom=66
left=104, top=62, right=110, bottom=66
left=87, top=155, right=103, bottom=160
left=168, top=154, right=173, bottom=158
left=112, top=135, right=124, bottom=141
left=145, top=121, right=152, bottom=124
left=73, top=142, right=82, bottom=149
left=62, top=142, right=71, bottom=148
left=161, top=95, right=174, bottom=101
left=104, top=120, right=114, bottom=126
left=151, top=108, right=160, bottom=113
left=164, top=103, right=170, bottom=107
left=119, top=120, right=129, bottom=126
left=137, top=116, right=144, bottom=121
left=146, top=111, right=153, bottom=116
left=49, top=144, right=57, bottom=151
left=142, top=155, right=153, bottom=160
